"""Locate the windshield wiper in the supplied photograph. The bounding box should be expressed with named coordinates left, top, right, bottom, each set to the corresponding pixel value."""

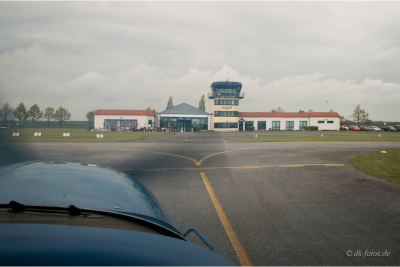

left=6, top=200, right=95, bottom=217
left=1, top=200, right=185, bottom=240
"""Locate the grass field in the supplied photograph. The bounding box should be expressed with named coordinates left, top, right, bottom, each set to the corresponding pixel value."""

left=0, top=128, right=174, bottom=142
left=229, top=133, right=400, bottom=142
left=3, top=122, right=89, bottom=129
left=348, top=149, right=400, bottom=186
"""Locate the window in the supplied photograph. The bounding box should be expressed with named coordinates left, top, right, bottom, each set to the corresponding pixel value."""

left=214, top=111, right=238, bottom=117
left=160, top=117, right=177, bottom=129
left=286, top=121, right=294, bottom=131
left=327, top=121, right=334, bottom=124
left=318, top=120, right=325, bottom=124
left=105, top=119, right=137, bottom=128
left=214, top=123, right=238, bottom=128
left=245, top=121, right=254, bottom=128
left=192, top=118, right=208, bottom=130
left=258, top=121, right=266, bottom=130
left=214, top=100, right=239, bottom=105
left=299, top=121, right=307, bottom=130
left=216, top=88, right=237, bottom=96
left=160, top=117, right=208, bottom=131
left=272, top=121, right=280, bottom=130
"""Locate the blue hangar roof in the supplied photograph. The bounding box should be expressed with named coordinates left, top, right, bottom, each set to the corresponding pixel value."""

left=159, top=103, right=209, bottom=115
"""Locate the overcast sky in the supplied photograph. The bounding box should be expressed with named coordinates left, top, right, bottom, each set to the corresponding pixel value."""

left=1, top=1, right=399, bottom=121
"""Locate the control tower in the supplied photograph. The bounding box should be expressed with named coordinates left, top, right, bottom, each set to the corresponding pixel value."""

left=208, top=81, right=245, bottom=132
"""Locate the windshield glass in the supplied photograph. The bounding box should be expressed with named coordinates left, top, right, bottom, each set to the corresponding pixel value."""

left=1, top=2, right=399, bottom=266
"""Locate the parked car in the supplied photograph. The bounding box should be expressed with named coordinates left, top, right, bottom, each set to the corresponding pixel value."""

left=393, top=125, right=400, bottom=131
left=349, top=125, right=360, bottom=131
left=382, top=126, right=397, bottom=132
left=359, top=125, right=370, bottom=131
left=368, top=126, right=381, bottom=131
left=0, top=161, right=235, bottom=266
left=340, top=125, right=349, bottom=130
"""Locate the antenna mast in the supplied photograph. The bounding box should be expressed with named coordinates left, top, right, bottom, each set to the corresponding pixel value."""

left=226, top=67, right=229, bottom=82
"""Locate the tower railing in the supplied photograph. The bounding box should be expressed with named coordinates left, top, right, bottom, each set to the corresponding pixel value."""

left=207, top=92, right=245, bottom=99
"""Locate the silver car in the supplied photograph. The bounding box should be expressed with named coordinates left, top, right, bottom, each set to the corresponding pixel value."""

left=368, top=126, right=381, bottom=131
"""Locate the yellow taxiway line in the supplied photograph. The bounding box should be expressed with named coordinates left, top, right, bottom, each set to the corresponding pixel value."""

left=92, top=146, right=202, bottom=165
left=119, top=164, right=345, bottom=172
left=200, top=172, right=253, bottom=266
left=198, top=147, right=262, bottom=165
left=81, top=145, right=346, bottom=170
left=83, top=145, right=265, bottom=166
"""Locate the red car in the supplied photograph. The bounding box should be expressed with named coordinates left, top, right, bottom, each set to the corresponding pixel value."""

left=359, top=125, right=370, bottom=131
left=349, top=125, right=360, bottom=131
left=394, top=125, right=400, bottom=131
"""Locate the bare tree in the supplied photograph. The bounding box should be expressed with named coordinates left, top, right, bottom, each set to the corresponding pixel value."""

left=43, top=107, right=55, bottom=128
left=28, top=104, right=43, bottom=128
left=271, top=107, right=285, bottom=112
left=351, top=104, right=369, bottom=126
left=54, top=106, right=71, bottom=128
left=13, top=102, right=28, bottom=128
left=0, top=102, right=15, bottom=126
left=145, top=106, right=156, bottom=112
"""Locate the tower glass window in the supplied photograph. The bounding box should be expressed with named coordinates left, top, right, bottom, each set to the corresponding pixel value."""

left=214, top=100, right=239, bottom=105
left=214, top=111, right=238, bottom=117
left=208, top=82, right=244, bottom=99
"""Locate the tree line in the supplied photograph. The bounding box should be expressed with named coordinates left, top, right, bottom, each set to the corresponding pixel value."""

left=0, top=102, right=71, bottom=128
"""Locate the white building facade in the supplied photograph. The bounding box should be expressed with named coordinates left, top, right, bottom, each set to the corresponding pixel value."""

left=237, top=112, right=341, bottom=131
left=94, top=110, right=156, bottom=130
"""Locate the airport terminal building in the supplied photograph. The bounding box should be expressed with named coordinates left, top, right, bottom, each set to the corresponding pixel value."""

left=94, top=81, right=341, bottom=131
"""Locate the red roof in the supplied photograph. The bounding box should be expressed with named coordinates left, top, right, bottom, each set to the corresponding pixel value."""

left=94, top=110, right=156, bottom=116
left=238, top=112, right=340, bottom=118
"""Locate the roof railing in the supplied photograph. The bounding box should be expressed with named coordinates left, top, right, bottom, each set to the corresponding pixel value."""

left=207, top=92, right=245, bottom=99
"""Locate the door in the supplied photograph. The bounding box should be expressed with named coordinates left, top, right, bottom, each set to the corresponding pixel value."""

left=238, top=118, right=244, bottom=131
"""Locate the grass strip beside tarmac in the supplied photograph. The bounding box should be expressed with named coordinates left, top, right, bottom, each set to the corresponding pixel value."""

left=348, top=149, right=400, bottom=186
left=0, top=128, right=174, bottom=142
left=229, top=135, right=400, bottom=142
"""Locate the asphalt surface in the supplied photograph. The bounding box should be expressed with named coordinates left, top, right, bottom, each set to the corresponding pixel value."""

left=1, top=132, right=400, bottom=265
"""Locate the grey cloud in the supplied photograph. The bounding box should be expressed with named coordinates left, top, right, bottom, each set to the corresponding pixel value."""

left=1, top=2, right=399, bottom=121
